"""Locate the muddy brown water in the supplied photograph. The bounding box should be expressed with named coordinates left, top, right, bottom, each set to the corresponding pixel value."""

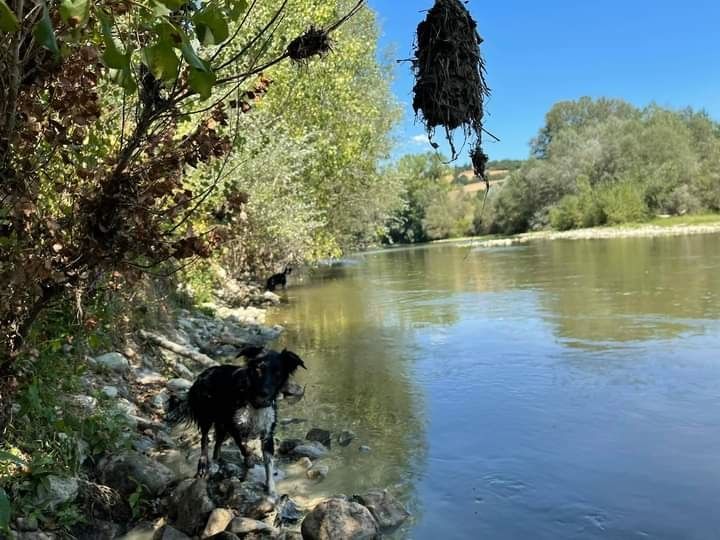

left=268, top=234, right=720, bottom=539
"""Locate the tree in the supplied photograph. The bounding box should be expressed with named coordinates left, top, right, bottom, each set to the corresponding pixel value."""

left=0, top=0, right=365, bottom=422
left=385, top=152, right=450, bottom=243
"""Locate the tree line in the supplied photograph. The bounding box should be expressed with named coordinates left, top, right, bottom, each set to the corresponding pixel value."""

left=384, top=97, right=720, bottom=242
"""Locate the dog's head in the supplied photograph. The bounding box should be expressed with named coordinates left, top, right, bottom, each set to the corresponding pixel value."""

left=247, top=348, right=306, bottom=408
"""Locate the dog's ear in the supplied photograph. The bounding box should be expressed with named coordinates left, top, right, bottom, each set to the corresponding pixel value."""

left=281, top=349, right=306, bottom=372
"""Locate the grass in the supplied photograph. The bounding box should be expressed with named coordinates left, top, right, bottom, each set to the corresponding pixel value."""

left=644, top=213, right=720, bottom=227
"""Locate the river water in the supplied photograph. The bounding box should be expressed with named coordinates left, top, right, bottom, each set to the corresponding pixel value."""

left=268, top=234, right=720, bottom=539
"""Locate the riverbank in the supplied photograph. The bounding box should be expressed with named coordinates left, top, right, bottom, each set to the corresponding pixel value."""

left=447, top=215, right=720, bottom=248
left=3, top=277, right=408, bottom=539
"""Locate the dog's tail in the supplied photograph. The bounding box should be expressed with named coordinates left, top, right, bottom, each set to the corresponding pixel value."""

left=166, top=393, right=192, bottom=426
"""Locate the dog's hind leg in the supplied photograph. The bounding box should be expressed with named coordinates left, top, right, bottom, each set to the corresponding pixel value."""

left=196, top=422, right=211, bottom=478
left=213, top=424, right=228, bottom=461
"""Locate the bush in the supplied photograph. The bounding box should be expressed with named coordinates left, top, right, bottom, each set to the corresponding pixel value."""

left=549, top=195, right=581, bottom=230
left=598, top=181, right=650, bottom=224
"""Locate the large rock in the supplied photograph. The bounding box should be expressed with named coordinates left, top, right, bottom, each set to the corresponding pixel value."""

left=100, top=452, right=175, bottom=496
left=169, top=479, right=216, bottom=535
left=136, top=369, right=166, bottom=385
left=301, top=498, right=379, bottom=540
left=202, top=509, right=234, bottom=538
left=351, top=490, right=410, bottom=531
left=208, top=479, right=272, bottom=519
left=92, top=352, right=130, bottom=373
left=305, top=429, right=331, bottom=449
left=34, top=476, right=78, bottom=511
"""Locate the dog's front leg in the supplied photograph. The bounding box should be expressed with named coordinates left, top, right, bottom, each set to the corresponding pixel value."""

left=262, top=436, right=276, bottom=495
left=196, top=425, right=211, bottom=478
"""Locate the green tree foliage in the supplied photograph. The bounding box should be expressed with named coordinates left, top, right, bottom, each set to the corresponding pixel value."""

left=385, top=153, right=451, bottom=243
left=484, top=98, right=720, bottom=234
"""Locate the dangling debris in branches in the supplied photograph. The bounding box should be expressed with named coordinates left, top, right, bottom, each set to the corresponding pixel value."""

left=287, top=0, right=366, bottom=63
left=411, top=0, right=491, bottom=179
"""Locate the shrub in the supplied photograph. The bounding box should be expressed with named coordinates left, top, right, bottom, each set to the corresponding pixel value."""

left=598, top=181, right=650, bottom=224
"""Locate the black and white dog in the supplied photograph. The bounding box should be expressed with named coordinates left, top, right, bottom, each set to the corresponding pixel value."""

left=266, top=267, right=292, bottom=292
left=167, top=347, right=306, bottom=493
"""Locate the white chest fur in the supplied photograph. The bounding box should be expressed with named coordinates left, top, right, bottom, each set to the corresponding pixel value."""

left=233, top=405, right=276, bottom=439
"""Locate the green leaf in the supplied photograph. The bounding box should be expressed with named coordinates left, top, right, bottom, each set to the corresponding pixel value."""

left=0, top=488, right=9, bottom=531
left=156, top=20, right=184, bottom=48
left=226, top=0, right=248, bottom=21
left=59, top=0, right=90, bottom=28
left=0, top=450, right=26, bottom=466
left=0, top=0, right=19, bottom=32
left=180, top=42, right=211, bottom=72
left=193, top=4, right=229, bottom=45
left=99, top=14, right=127, bottom=69
left=33, top=3, right=59, bottom=56
left=188, top=67, right=216, bottom=100
left=141, top=42, right=179, bottom=82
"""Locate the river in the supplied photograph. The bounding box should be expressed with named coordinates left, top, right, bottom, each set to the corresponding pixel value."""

left=268, top=234, right=720, bottom=539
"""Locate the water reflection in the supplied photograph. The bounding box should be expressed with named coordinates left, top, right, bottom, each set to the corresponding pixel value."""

left=268, top=234, right=720, bottom=539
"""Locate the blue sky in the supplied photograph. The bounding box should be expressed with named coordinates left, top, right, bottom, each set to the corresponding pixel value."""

left=368, top=0, right=720, bottom=163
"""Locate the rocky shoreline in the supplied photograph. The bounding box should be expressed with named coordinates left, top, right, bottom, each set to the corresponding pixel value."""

left=8, top=280, right=409, bottom=540
left=463, top=221, right=720, bottom=249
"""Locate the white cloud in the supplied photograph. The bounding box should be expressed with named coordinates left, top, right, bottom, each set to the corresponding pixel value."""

left=411, top=134, right=428, bottom=145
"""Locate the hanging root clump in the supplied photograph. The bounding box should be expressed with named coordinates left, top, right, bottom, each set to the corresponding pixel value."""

left=286, top=1, right=366, bottom=63
left=412, top=0, right=491, bottom=179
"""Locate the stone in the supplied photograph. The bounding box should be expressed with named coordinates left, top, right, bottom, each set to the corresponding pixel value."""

left=206, top=533, right=240, bottom=540
left=246, top=464, right=285, bottom=484
left=70, top=520, right=122, bottom=540
left=152, top=390, right=169, bottom=412
left=167, top=378, right=193, bottom=393
left=101, top=385, right=119, bottom=398
left=276, top=495, right=303, bottom=524
left=351, top=490, right=410, bottom=531
left=201, top=508, right=234, bottom=538
left=301, top=498, right=379, bottom=540
left=118, top=518, right=166, bottom=540
left=290, top=442, right=328, bottom=460
left=161, top=526, right=192, bottom=540
left=337, top=430, right=356, bottom=447
left=305, top=428, right=331, bottom=449
left=68, top=394, right=97, bottom=414
left=227, top=518, right=277, bottom=536
left=136, top=369, right=166, bottom=385
left=306, top=464, right=329, bottom=481
left=133, top=436, right=155, bottom=454
left=278, top=439, right=304, bottom=456
left=100, top=452, right=175, bottom=496
left=296, top=457, right=312, bottom=469
left=115, top=397, right=139, bottom=417
left=34, top=476, right=78, bottom=511
left=169, top=479, right=216, bottom=535
left=92, top=352, right=130, bottom=373
left=208, top=479, right=277, bottom=519
left=359, top=445, right=371, bottom=453
left=16, top=516, right=39, bottom=531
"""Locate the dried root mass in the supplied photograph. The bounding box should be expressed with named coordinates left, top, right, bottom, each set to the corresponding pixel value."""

left=412, top=0, right=490, bottom=174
